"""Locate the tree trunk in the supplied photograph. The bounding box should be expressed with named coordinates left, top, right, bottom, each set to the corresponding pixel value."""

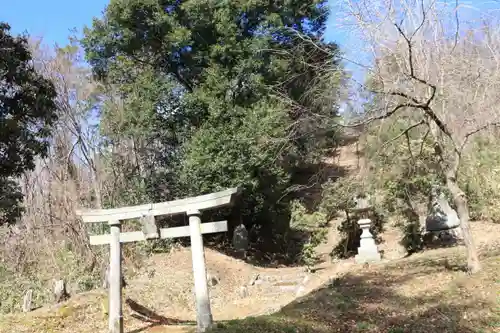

left=429, top=118, right=481, bottom=274
left=445, top=170, right=481, bottom=273
left=91, top=149, right=103, bottom=209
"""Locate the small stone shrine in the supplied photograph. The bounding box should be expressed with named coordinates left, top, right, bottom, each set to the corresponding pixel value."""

left=425, top=185, right=462, bottom=243
left=425, top=185, right=460, bottom=231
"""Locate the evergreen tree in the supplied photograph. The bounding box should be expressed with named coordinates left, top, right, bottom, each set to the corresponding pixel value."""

left=82, top=0, right=343, bottom=235
left=0, top=23, right=58, bottom=224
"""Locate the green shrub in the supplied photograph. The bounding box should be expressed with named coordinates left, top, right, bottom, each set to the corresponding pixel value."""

left=136, top=238, right=174, bottom=255
left=317, top=176, right=362, bottom=219
left=460, top=137, right=500, bottom=222
left=398, top=214, right=425, bottom=254
left=289, top=200, right=328, bottom=268
left=77, top=274, right=99, bottom=292
left=53, top=247, right=101, bottom=293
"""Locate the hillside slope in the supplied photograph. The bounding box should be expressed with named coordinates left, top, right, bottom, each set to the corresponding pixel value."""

left=1, top=221, right=499, bottom=333
left=211, top=246, right=500, bottom=333
left=2, top=138, right=499, bottom=333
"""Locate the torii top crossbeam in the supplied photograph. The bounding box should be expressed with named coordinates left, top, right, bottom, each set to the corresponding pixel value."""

left=76, top=187, right=239, bottom=223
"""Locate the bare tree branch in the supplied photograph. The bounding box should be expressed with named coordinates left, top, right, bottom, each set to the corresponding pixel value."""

left=391, top=15, right=454, bottom=149
left=393, top=12, right=438, bottom=108
left=452, top=0, right=460, bottom=53
left=339, top=103, right=420, bottom=128
left=410, top=0, right=428, bottom=39
left=460, top=121, right=500, bottom=151
left=419, top=126, right=430, bottom=156
left=369, top=88, right=422, bottom=105
left=381, top=120, right=425, bottom=149
left=405, top=130, right=415, bottom=164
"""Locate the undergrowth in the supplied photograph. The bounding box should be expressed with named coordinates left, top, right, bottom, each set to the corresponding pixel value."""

left=0, top=245, right=102, bottom=314
left=289, top=200, right=328, bottom=269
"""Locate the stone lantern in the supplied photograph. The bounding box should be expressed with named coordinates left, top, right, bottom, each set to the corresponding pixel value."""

left=351, top=194, right=381, bottom=264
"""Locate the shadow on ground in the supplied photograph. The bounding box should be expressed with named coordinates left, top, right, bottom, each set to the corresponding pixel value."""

left=125, top=298, right=195, bottom=333
left=208, top=251, right=500, bottom=333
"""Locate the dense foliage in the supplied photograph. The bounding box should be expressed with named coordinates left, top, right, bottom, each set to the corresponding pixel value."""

left=82, top=0, right=343, bottom=245
left=0, top=23, right=58, bottom=225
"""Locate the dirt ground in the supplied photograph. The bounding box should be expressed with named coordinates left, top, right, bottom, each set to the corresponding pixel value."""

left=1, top=221, right=499, bottom=333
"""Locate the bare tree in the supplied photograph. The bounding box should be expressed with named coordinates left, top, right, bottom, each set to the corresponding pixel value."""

left=1, top=37, right=160, bottom=280
left=336, top=0, right=500, bottom=273
left=3, top=39, right=105, bottom=273
left=32, top=39, right=103, bottom=208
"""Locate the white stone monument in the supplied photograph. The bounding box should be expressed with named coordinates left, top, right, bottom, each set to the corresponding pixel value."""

left=425, top=185, right=460, bottom=232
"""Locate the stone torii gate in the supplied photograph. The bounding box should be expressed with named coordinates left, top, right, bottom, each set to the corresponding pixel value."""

left=76, top=187, right=239, bottom=333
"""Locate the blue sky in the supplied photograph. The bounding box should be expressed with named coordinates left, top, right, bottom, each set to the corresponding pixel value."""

left=0, top=0, right=356, bottom=96
left=0, top=0, right=106, bottom=46
left=1, top=0, right=496, bottom=90
left=1, top=0, right=497, bottom=52
left=0, top=0, right=345, bottom=46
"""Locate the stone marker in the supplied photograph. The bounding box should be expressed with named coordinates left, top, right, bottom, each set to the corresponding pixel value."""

left=207, top=272, right=220, bottom=287
left=349, top=194, right=381, bottom=264
left=355, top=218, right=381, bottom=264
left=54, top=279, right=68, bottom=303
left=22, top=289, right=33, bottom=312
left=239, top=286, right=249, bottom=298
left=232, top=224, right=249, bottom=252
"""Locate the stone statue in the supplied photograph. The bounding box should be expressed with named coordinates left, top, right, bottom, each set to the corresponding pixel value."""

left=425, top=185, right=460, bottom=232
left=54, top=280, right=69, bottom=303
left=232, top=224, right=249, bottom=252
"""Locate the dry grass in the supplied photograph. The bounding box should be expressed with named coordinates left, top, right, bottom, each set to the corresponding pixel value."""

left=1, top=222, right=499, bottom=333
left=122, top=245, right=259, bottom=317
left=211, top=246, right=500, bottom=333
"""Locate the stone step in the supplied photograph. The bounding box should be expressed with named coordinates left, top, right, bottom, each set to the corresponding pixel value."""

left=252, top=275, right=306, bottom=285
left=272, top=280, right=299, bottom=287
left=278, top=285, right=299, bottom=292
left=261, top=283, right=300, bottom=292
left=264, top=273, right=306, bottom=280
